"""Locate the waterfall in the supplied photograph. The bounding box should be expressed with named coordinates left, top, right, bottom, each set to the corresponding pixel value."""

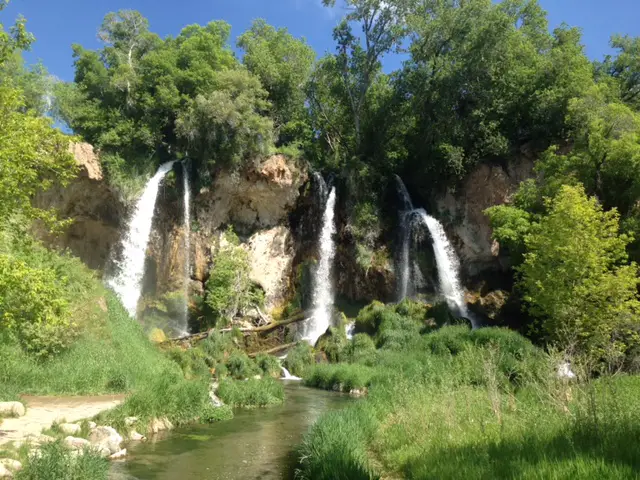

left=303, top=186, right=337, bottom=345
left=345, top=321, right=356, bottom=340
left=107, top=161, right=175, bottom=317
left=395, top=175, right=414, bottom=300
left=417, top=210, right=475, bottom=327
left=394, top=176, right=476, bottom=327
left=280, top=366, right=302, bottom=381
left=180, top=162, right=191, bottom=335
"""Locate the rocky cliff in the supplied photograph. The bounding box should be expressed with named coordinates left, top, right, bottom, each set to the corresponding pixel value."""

left=33, top=143, right=125, bottom=270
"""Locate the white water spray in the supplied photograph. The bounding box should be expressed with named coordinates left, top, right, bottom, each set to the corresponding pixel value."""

left=417, top=210, right=475, bottom=327
left=180, top=163, right=191, bottom=335
left=394, top=176, right=476, bottom=327
left=304, top=186, right=337, bottom=345
left=280, top=366, right=302, bottom=381
left=108, top=161, right=175, bottom=317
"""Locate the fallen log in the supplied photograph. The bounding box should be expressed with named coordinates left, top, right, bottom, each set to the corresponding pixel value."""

left=164, top=310, right=309, bottom=344
left=248, top=342, right=298, bottom=358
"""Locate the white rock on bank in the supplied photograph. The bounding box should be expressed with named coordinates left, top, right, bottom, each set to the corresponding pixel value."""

left=148, top=417, right=173, bottom=434
left=124, top=417, right=138, bottom=427
left=0, top=402, right=25, bottom=417
left=109, top=448, right=127, bottom=460
left=64, top=436, right=90, bottom=450
left=88, top=426, right=123, bottom=455
left=0, top=460, right=21, bottom=472
left=128, top=430, right=145, bottom=441
left=59, top=423, right=81, bottom=435
left=0, top=464, right=12, bottom=479
left=88, top=421, right=97, bottom=429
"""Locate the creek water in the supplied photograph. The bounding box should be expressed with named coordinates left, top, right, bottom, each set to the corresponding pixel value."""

left=110, top=384, right=351, bottom=480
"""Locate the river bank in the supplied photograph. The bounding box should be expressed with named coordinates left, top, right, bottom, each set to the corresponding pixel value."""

left=111, top=383, right=351, bottom=480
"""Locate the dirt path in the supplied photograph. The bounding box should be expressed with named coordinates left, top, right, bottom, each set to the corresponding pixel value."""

left=0, top=395, right=125, bottom=446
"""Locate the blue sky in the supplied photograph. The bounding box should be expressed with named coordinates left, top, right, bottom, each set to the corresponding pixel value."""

left=3, top=0, right=640, bottom=81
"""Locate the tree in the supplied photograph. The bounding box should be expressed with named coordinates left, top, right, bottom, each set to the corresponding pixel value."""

left=238, top=19, right=315, bottom=144
left=599, top=34, right=640, bottom=109
left=0, top=0, right=33, bottom=64
left=175, top=69, right=273, bottom=167
left=518, top=184, right=640, bottom=357
left=322, top=0, right=410, bottom=154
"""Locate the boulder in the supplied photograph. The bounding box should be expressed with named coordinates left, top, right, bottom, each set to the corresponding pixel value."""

left=89, top=426, right=123, bottom=455
left=64, top=436, right=90, bottom=450
left=88, top=421, right=97, bottom=430
left=148, top=328, right=167, bottom=344
left=58, top=423, right=81, bottom=435
left=0, top=402, right=25, bottom=417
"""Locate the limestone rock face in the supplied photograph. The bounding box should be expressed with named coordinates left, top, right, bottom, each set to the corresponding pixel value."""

left=435, top=156, right=534, bottom=278
left=33, top=142, right=124, bottom=270
left=196, top=155, right=307, bottom=235
left=245, top=226, right=294, bottom=310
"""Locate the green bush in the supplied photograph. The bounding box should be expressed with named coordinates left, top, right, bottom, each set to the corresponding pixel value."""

left=15, top=440, right=108, bottom=480
left=217, top=378, right=284, bottom=408
left=225, top=351, right=259, bottom=379
left=283, top=342, right=315, bottom=377
left=254, top=353, right=282, bottom=378
left=376, top=311, right=421, bottom=350
left=200, top=331, right=236, bottom=364
left=304, top=363, right=375, bottom=392
left=354, top=301, right=387, bottom=335
left=201, top=403, right=234, bottom=423
left=343, top=334, right=377, bottom=365
left=316, top=327, right=348, bottom=363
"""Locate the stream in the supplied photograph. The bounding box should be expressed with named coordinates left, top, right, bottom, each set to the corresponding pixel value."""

left=110, top=383, right=351, bottom=480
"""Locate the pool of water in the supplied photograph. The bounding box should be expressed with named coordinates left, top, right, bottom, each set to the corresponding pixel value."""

left=110, top=383, right=351, bottom=480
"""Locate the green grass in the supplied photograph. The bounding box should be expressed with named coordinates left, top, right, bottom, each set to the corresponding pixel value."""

left=217, top=377, right=285, bottom=408
left=296, top=324, right=640, bottom=480
left=15, top=440, right=108, bottom=480
left=304, top=363, right=375, bottom=392
left=0, top=291, right=187, bottom=399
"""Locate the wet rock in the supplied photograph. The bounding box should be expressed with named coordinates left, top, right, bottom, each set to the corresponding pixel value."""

left=89, top=426, right=123, bottom=455
left=467, top=289, right=509, bottom=322
left=58, top=423, right=81, bottom=435
left=0, top=402, right=25, bottom=417
left=349, top=388, right=368, bottom=397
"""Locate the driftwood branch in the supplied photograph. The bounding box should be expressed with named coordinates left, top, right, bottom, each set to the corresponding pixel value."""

left=165, top=311, right=309, bottom=344
left=248, top=342, right=299, bottom=358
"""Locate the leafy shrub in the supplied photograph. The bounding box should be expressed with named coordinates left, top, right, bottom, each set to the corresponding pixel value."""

left=283, top=342, right=315, bottom=377
left=376, top=311, right=422, bottom=350
left=255, top=353, right=282, bottom=378
left=0, top=254, right=76, bottom=358
left=201, top=404, right=234, bottom=423
left=225, top=351, right=259, bottom=379
left=343, top=334, right=377, bottom=364
left=422, top=326, right=472, bottom=356
left=316, top=327, right=348, bottom=363
left=166, top=347, right=210, bottom=379
left=15, top=440, right=108, bottom=480
left=200, top=331, right=236, bottom=364
left=304, top=363, right=375, bottom=392
left=354, top=301, right=387, bottom=335
left=217, top=378, right=284, bottom=408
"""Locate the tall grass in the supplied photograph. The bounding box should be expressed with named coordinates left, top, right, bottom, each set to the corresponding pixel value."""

left=296, top=324, right=640, bottom=480
left=0, top=292, right=183, bottom=398
left=217, top=378, right=284, bottom=408
left=15, top=440, right=108, bottom=480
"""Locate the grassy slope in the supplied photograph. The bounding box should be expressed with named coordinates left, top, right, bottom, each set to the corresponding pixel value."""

left=297, top=326, right=640, bottom=480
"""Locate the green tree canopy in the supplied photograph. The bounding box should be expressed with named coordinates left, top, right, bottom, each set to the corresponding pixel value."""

left=518, top=184, right=639, bottom=358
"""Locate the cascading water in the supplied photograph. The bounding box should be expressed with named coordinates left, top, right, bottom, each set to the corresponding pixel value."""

left=179, top=162, right=191, bottom=335
left=417, top=210, right=475, bottom=327
left=303, top=185, right=337, bottom=345
left=107, top=161, right=175, bottom=317
left=394, top=176, right=476, bottom=327
left=395, top=175, right=414, bottom=301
